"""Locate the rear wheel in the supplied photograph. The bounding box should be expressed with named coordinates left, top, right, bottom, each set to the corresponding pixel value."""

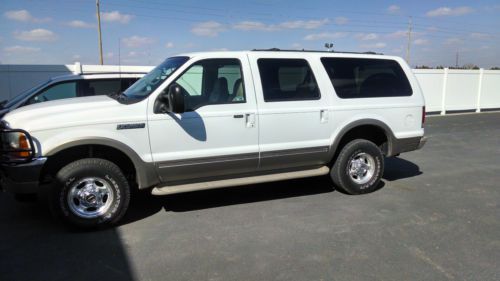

left=330, top=139, right=384, bottom=195
left=49, top=158, right=130, bottom=228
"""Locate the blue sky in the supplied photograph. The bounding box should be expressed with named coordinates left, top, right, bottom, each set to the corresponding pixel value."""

left=0, top=0, right=499, bottom=67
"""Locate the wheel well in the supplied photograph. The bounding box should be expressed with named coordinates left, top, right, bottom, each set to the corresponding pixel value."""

left=40, top=145, right=137, bottom=187
left=332, top=125, right=389, bottom=163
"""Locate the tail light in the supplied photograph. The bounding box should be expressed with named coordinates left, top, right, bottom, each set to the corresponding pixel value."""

left=422, top=106, right=426, bottom=127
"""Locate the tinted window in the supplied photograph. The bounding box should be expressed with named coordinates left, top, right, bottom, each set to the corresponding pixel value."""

left=173, top=59, right=245, bottom=110
left=81, top=79, right=122, bottom=96
left=257, top=59, right=320, bottom=102
left=26, top=81, right=77, bottom=105
left=321, top=58, right=412, bottom=98
left=120, top=78, right=140, bottom=91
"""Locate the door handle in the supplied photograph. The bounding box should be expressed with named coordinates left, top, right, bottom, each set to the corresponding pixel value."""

left=320, top=109, right=329, bottom=123
left=233, top=114, right=244, bottom=118
left=245, top=113, right=255, bottom=128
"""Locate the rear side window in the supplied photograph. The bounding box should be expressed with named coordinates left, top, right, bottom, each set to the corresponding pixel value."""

left=81, top=79, right=122, bottom=96
left=321, top=58, right=412, bottom=98
left=257, top=59, right=320, bottom=102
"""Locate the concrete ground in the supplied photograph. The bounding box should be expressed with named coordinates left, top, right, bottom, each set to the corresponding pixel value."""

left=1, top=112, right=499, bottom=281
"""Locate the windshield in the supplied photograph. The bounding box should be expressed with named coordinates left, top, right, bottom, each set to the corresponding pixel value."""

left=4, top=80, right=51, bottom=108
left=122, top=56, right=189, bottom=99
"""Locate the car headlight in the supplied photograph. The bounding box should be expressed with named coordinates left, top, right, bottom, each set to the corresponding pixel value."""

left=0, top=129, right=35, bottom=163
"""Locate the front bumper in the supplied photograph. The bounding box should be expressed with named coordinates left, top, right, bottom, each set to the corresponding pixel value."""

left=0, top=157, right=46, bottom=194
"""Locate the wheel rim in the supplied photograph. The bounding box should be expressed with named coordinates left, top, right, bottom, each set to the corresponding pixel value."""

left=347, top=152, right=376, bottom=185
left=67, top=177, right=114, bottom=219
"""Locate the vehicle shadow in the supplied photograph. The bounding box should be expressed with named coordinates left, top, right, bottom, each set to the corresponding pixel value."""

left=383, top=156, right=422, bottom=181
left=124, top=157, right=422, bottom=222
left=0, top=193, right=136, bottom=281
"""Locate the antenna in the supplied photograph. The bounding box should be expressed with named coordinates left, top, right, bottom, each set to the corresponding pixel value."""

left=118, top=37, right=122, bottom=77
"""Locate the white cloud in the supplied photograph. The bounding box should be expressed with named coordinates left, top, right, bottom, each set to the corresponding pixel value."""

left=104, top=52, right=114, bottom=59
left=291, top=43, right=302, bottom=49
left=14, top=28, right=57, bottom=42
left=444, top=37, right=464, bottom=45
left=426, top=6, right=473, bottom=17
left=386, top=30, right=408, bottom=39
left=4, top=10, right=51, bottom=23
left=72, top=54, right=81, bottom=61
left=360, top=42, right=387, bottom=49
left=68, top=20, right=94, bottom=28
left=334, top=17, right=349, bottom=25
left=278, top=19, right=329, bottom=29
left=165, top=42, right=174, bottom=48
left=414, top=38, right=429, bottom=45
left=355, top=33, right=378, bottom=41
left=233, top=21, right=272, bottom=31
left=303, top=32, right=347, bottom=41
left=387, top=5, right=400, bottom=14
left=121, top=36, right=154, bottom=48
left=127, top=51, right=147, bottom=57
left=470, top=33, right=491, bottom=39
left=4, top=45, right=40, bottom=53
left=191, top=21, right=226, bottom=37
left=101, top=11, right=133, bottom=24
left=233, top=19, right=329, bottom=32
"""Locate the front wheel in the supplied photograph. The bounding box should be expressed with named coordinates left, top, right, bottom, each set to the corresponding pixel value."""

left=49, top=158, right=130, bottom=228
left=330, top=139, right=384, bottom=195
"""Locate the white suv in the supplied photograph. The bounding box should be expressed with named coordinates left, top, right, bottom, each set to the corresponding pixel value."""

left=0, top=50, right=426, bottom=228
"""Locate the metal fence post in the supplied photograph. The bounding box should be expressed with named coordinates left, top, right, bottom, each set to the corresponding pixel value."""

left=441, top=68, right=448, bottom=115
left=476, top=68, right=484, bottom=113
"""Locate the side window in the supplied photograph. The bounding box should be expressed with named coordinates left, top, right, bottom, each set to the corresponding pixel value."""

left=321, top=58, right=413, bottom=98
left=173, top=59, right=245, bottom=110
left=82, top=79, right=122, bottom=96
left=257, top=59, right=320, bottom=102
left=26, top=81, right=77, bottom=105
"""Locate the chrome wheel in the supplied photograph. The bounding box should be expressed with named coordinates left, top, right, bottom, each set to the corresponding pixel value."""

left=67, top=177, right=114, bottom=219
left=348, top=152, right=375, bottom=185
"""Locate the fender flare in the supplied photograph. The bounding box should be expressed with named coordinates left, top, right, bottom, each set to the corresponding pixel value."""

left=45, top=137, right=159, bottom=189
left=328, top=119, right=397, bottom=161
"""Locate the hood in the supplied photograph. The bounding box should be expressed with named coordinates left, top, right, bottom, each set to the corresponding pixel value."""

left=3, top=95, right=147, bottom=132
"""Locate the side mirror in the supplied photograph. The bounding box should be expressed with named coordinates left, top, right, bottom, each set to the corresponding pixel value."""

left=166, top=84, right=185, bottom=114
left=154, top=83, right=185, bottom=114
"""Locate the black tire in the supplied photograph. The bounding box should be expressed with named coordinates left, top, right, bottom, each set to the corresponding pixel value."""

left=330, top=139, right=384, bottom=195
left=49, top=158, right=130, bottom=228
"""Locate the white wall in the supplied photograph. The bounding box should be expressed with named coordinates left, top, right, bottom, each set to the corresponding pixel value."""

left=1, top=63, right=499, bottom=114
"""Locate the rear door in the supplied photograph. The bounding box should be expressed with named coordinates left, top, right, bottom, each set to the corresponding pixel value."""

left=248, top=53, right=333, bottom=171
left=148, top=54, right=259, bottom=183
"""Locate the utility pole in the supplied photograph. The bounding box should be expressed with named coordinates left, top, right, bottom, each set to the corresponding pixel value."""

left=406, top=16, right=412, bottom=65
left=96, top=0, right=104, bottom=65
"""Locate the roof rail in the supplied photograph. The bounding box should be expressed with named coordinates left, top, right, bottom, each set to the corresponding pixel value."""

left=80, top=71, right=148, bottom=75
left=251, top=48, right=383, bottom=55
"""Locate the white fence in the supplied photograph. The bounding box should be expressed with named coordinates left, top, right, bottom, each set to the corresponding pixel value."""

left=1, top=63, right=499, bottom=114
left=414, top=69, right=500, bottom=114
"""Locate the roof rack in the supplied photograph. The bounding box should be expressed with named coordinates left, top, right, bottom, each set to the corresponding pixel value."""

left=79, top=71, right=148, bottom=75
left=251, top=48, right=383, bottom=55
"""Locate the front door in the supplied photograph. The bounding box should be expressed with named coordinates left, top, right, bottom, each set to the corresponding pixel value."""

left=148, top=56, right=259, bottom=183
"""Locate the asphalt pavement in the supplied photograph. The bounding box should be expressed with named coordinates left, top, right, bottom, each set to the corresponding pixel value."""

left=1, top=112, right=499, bottom=281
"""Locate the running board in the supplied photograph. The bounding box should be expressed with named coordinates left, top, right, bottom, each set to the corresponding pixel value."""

left=151, top=166, right=330, bottom=196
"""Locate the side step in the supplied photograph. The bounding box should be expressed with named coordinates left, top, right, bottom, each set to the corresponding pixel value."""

left=151, top=166, right=330, bottom=196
